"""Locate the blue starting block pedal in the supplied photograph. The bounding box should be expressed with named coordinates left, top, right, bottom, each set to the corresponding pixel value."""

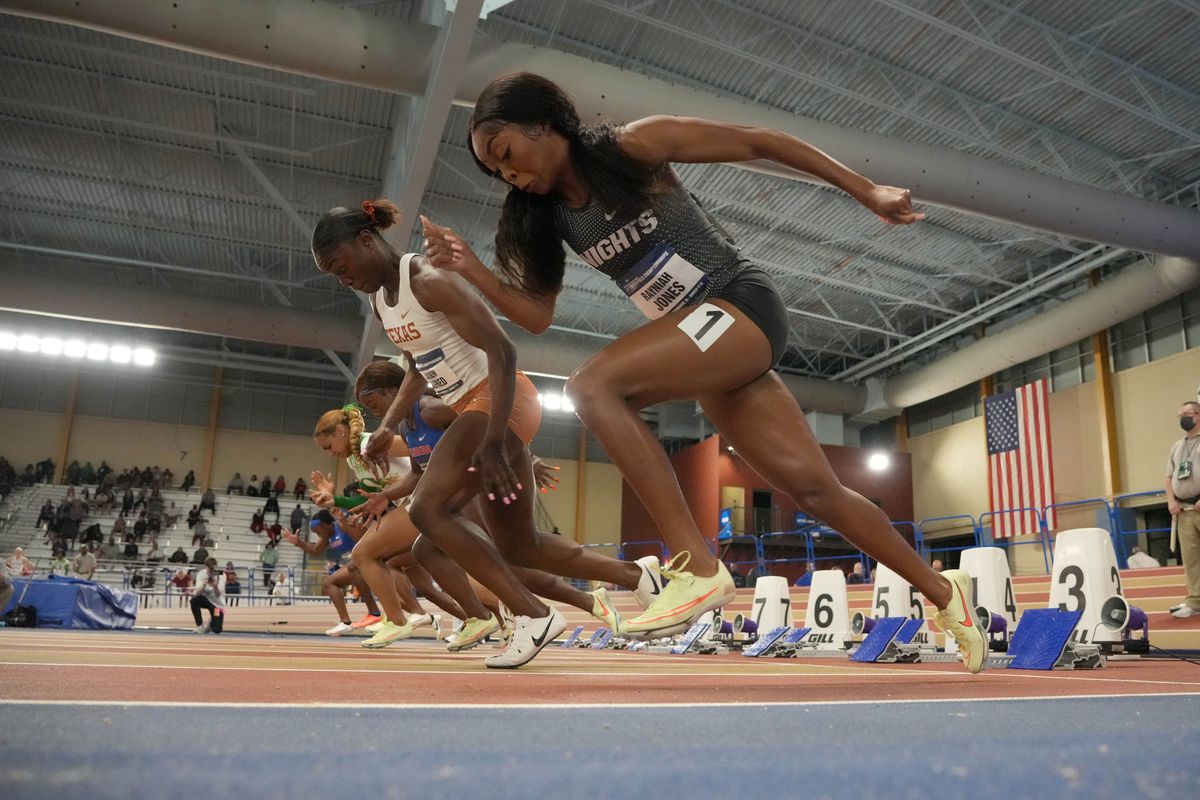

left=1006, top=608, right=1101, bottom=670
left=850, top=617, right=909, bottom=663
left=742, top=626, right=792, bottom=657
left=590, top=628, right=614, bottom=650
left=669, top=622, right=712, bottom=655
left=560, top=626, right=584, bottom=648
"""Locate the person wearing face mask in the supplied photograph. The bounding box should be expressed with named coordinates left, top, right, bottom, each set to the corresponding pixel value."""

left=1166, top=401, right=1200, bottom=618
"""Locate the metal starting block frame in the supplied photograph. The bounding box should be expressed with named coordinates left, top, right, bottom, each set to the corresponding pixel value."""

left=560, top=626, right=585, bottom=648
left=850, top=617, right=928, bottom=663
left=590, top=628, right=614, bottom=650
left=741, top=626, right=793, bottom=657
left=1001, top=608, right=1103, bottom=670
left=669, top=621, right=712, bottom=654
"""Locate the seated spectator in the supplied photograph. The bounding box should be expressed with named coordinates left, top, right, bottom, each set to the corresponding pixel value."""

left=95, top=489, right=114, bottom=513
left=161, top=467, right=174, bottom=488
left=140, top=466, right=154, bottom=487
left=91, top=538, right=109, bottom=561
left=95, top=460, right=112, bottom=484
left=72, top=545, right=97, bottom=580
left=293, top=477, right=307, bottom=501
left=192, top=518, right=209, bottom=548
left=145, top=537, right=163, bottom=563
left=289, top=504, right=307, bottom=532
left=273, top=475, right=286, bottom=497
left=35, top=499, right=54, bottom=528
left=847, top=562, right=865, bottom=585
left=259, top=476, right=272, bottom=497
left=180, top=470, right=196, bottom=492
left=227, top=472, right=245, bottom=495
left=80, top=461, right=96, bottom=485
left=192, top=544, right=209, bottom=565
left=261, top=540, right=279, bottom=587
left=133, top=512, right=148, bottom=542
left=263, top=493, right=280, bottom=519
left=168, top=545, right=189, bottom=564
left=147, top=489, right=164, bottom=520
left=270, top=569, right=291, bottom=605
left=794, top=561, right=816, bottom=588
left=123, top=532, right=139, bottom=560
left=199, top=488, right=217, bottom=514
left=249, top=510, right=265, bottom=534
left=147, top=515, right=161, bottom=536
left=120, top=489, right=134, bottom=515
left=163, top=502, right=181, bottom=527
left=1127, top=546, right=1161, bottom=569
left=170, top=568, right=193, bottom=596
left=187, top=505, right=201, bottom=529
left=151, top=465, right=162, bottom=486
left=5, top=547, right=34, bottom=578
left=246, top=474, right=260, bottom=497
left=49, top=549, right=71, bottom=577
left=65, top=460, right=81, bottom=485
left=266, top=521, right=283, bottom=545
left=21, top=464, right=36, bottom=486
left=223, top=561, right=241, bottom=600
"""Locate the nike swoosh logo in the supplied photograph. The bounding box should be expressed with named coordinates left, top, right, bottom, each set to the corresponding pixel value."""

left=400, top=310, right=411, bottom=318
left=648, top=572, right=662, bottom=596
left=531, top=616, right=556, bottom=648
left=957, top=586, right=974, bottom=627
left=634, top=586, right=722, bottom=625
left=604, top=210, right=615, bottom=221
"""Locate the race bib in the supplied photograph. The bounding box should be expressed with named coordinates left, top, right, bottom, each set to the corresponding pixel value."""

left=414, top=348, right=463, bottom=399
left=617, top=243, right=709, bottom=320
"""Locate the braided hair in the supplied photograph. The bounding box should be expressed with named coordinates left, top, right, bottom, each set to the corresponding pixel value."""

left=312, top=405, right=369, bottom=475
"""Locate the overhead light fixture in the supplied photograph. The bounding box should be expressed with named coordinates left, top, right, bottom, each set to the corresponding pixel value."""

left=133, top=347, right=156, bottom=366
left=0, top=331, right=16, bottom=350
left=63, top=340, right=87, bottom=358
left=867, top=452, right=891, bottom=472
left=109, top=345, right=132, bottom=364
left=86, top=343, right=109, bottom=361
left=17, top=334, right=39, bottom=353
left=0, top=331, right=156, bottom=367
left=39, top=337, right=63, bottom=356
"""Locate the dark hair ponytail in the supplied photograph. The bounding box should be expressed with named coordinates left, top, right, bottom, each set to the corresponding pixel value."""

left=354, top=361, right=405, bottom=398
left=469, top=73, right=662, bottom=295
left=311, top=198, right=402, bottom=260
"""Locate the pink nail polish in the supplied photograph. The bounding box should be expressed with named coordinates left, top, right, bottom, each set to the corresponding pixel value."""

left=502, top=497, right=510, bottom=505
left=487, top=493, right=495, bottom=501
left=516, top=483, right=523, bottom=491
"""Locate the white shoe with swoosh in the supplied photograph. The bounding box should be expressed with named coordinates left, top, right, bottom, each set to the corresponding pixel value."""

left=485, top=607, right=566, bottom=669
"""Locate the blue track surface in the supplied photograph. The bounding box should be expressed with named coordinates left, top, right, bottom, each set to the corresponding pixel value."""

left=2, top=696, right=1197, bottom=799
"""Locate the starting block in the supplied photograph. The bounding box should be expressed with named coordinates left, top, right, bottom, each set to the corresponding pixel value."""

left=590, top=628, right=614, bottom=649
left=560, top=625, right=585, bottom=648
left=669, top=621, right=712, bottom=654
left=1005, top=608, right=1102, bottom=670
left=741, top=625, right=794, bottom=657
left=849, top=617, right=910, bottom=663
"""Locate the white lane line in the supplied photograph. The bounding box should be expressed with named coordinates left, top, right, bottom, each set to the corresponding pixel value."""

left=1, top=692, right=1197, bottom=710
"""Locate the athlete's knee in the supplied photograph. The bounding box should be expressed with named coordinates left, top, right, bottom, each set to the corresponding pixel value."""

left=790, top=476, right=845, bottom=518
left=411, top=533, right=438, bottom=564
left=565, top=361, right=622, bottom=421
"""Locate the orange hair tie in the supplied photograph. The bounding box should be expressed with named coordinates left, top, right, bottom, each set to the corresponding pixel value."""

left=361, top=200, right=378, bottom=224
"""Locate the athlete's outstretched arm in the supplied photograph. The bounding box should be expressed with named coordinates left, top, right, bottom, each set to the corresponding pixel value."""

left=617, top=116, right=924, bottom=225
left=420, top=215, right=559, bottom=333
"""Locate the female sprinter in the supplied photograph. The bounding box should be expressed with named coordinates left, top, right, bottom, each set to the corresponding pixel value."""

left=312, top=201, right=655, bottom=667
left=352, top=359, right=629, bottom=643
left=418, top=72, right=986, bottom=671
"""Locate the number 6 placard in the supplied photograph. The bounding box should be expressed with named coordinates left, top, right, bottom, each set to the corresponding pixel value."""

left=801, top=569, right=851, bottom=650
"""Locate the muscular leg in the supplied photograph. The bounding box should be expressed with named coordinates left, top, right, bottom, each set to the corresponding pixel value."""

left=390, top=567, right=425, bottom=616
left=323, top=565, right=356, bottom=623
left=408, top=412, right=549, bottom=619
left=349, top=516, right=411, bottom=625
left=700, top=372, right=951, bottom=608
left=385, top=554, right=469, bottom=621
left=565, top=300, right=773, bottom=577
left=344, top=563, right=381, bottom=616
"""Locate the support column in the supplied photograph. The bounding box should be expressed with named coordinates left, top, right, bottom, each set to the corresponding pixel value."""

left=574, top=426, right=588, bottom=544
left=199, top=367, right=222, bottom=491
left=1091, top=275, right=1121, bottom=495
left=54, top=372, right=79, bottom=484
left=896, top=409, right=909, bottom=453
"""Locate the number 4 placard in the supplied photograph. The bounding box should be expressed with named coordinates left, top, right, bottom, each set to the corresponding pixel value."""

left=677, top=304, right=735, bottom=353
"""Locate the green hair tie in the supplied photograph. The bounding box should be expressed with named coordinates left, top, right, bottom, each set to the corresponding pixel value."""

left=342, top=403, right=361, bottom=415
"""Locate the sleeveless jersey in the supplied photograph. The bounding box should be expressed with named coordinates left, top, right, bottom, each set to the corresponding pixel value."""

left=403, top=401, right=444, bottom=470
left=327, top=524, right=355, bottom=558
left=374, top=253, right=488, bottom=406
left=553, top=168, right=751, bottom=320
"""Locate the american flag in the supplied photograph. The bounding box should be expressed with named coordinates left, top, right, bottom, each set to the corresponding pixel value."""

left=985, top=378, right=1056, bottom=538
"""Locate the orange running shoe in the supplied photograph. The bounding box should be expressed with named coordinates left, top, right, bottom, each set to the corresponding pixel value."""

left=350, top=613, right=382, bottom=630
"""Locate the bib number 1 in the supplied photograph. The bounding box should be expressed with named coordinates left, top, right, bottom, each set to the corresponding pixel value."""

left=677, top=304, right=735, bottom=353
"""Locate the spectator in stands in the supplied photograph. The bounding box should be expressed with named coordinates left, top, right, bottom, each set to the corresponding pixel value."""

left=168, top=545, right=189, bottom=564
left=263, top=492, right=280, bottom=520
left=246, top=474, right=260, bottom=497
left=199, top=487, right=217, bottom=514
left=111, top=513, right=128, bottom=540
left=123, top=531, right=139, bottom=560
left=191, top=567, right=225, bottom=634
left=163, top=501, right=181, bottom=527
left=192, top=518, right=209, bottom=548
left=931, top=559, right=944, bottom=572
left=5, top=547, right=34, bottom=578
left=293, top=477, right=307, bottom=500
left=847, top=562, right=865, bottom=584
left=170, top=568, right=193, bottom=597
left=133, top=512, right=148, bottom=542
left=151, top=465, right=162, bottom=486
left=145, top=537, right=163, bottom=563
left=249, top=508, right=265, bottom=534
left=95, top=460, right=111, bottom=484
left=260, top=540, right=279, bottom=588
left=191, top=543, right=209, bottom=565
left=227, top=472, right=245, bottom=495
left=273, top=475, right=286, bottom=497
left=72, top=545, right=96, bottom=580
left=1127, top=546, right=1160, bottom=569
left=147, top=489, right=164, bottom=522
left=794, top=561, right=816, bottom=588
left=1167, top=400, right=1200, bottom=619
left=35, top=499, right=54, bottom=528
left=180, top=470, right=195, bottom=492
left=223, top=562, right=241, bottom=605
left=258, top=475, right=272, bottom=497
left=20, top=464, right=35, bottom=486
left=270, top=568, right=291, bottom=605
left=49, top=549, right=71, bottom=577
left=266, top=521, right=283, bottom=545
left=119, top=488, right=134, bottom=516
left=187, top=505, right=201, bottom=529
left=161, top=467, right=174, bottom=488
left=35, top=457, right=54, bottom=483
left=95, top=488, right=114, bottom=514
left=65, top=460, right=81, bottom=485
left=289, top=504, right=307, bottom=533
left=139, top=466, right=153, bottom=487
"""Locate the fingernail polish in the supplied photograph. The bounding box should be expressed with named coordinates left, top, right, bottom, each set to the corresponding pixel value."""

left=487, top=493, right=495, bottom=501
left=516, top=483, right=523, bottom=490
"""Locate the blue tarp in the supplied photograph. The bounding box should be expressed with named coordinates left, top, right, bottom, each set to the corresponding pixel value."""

left=2, top=576, right=138, bottom=629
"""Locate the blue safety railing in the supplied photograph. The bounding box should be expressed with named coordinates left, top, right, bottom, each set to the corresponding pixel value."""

left=1111, top=491, right=1170, bottom=567
left=617, top=539, right=667, bottom=563
left=979, top=507, right=1050, bottom=573
left=917, top=514, right=983, bottom=567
